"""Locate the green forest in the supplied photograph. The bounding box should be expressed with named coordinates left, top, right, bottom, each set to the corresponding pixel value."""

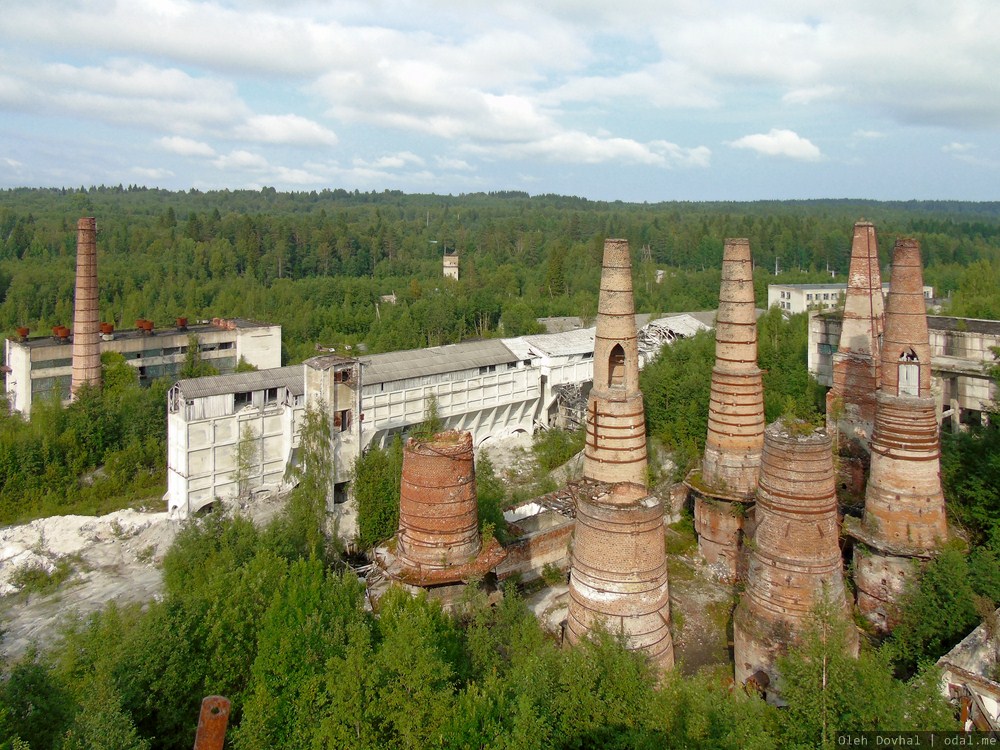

left=2, top=188, right=1000, bottom=748
left=3, top=187, right=1000, bottom=363
left=0, top=474, right=971, bottom=750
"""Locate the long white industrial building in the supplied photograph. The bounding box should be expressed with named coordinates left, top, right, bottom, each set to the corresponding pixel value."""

left=165, top=313, right=710, bottom=517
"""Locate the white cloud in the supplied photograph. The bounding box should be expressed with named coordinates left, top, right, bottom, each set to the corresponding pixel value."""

left=212, top=150, right=269, bottom=171
left=353, top=152, right=425, bottom=170
left=0, top=57, right=247, bottom=135
left=269, top=165, right=328, bottom=184
left=542, top=62, right=718, bottom=110
left=941, top=141, right=998, bottom=168
left=435, top=156, right=473, bottom=171
left=942, top=142, right=974, bottom=154
left=783, top=85, right=841, bottom=105
left=3, top=157, right=23, bottom=169
left=477, top=130, right=710, bottom=168
left=2, top=1, right=1000, bottom=196
left=132, top=167, right=175, bottom=180
left=234, top=114, right=338, bottom=147
left=727, top=129, right=822, bottom=161
left=158, top=136, right=216, bottom=157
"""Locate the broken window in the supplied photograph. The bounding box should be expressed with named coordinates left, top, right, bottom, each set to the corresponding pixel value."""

left=334, top=409, right=351, bottom=432
left=898, top=349, right=919, bottom=397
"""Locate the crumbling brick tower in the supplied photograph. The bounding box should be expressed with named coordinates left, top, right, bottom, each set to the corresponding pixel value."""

left=396, top=430, right=482, bottom=571
left=847, top=238, right=947, bottom=632
left=568, top=238, right=674, bottom=672
left=827, top=221, right=885, bottom=454
left=71, top=217, right=101, bottom=395
left=733, top=420, right=858, bottom=691
left=688, top=238, right=765, bottom=578
left=583, top=238, right=648, bottom=486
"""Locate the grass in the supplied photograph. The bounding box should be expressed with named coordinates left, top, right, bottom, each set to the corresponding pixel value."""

left=667, top=556, right=697, bottom=583
left=665, top=512, right=698, bottom=556
left=0, top=475, right=166, bottom=527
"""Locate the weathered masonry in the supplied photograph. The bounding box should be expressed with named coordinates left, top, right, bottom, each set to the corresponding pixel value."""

left=567, top=238, right=674, bottom=673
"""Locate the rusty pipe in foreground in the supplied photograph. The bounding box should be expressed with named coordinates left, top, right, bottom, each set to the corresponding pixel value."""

left=193, top=695, right=230, bottom=750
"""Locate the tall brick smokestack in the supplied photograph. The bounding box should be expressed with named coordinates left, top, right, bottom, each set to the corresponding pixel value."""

left=701, top=238, right=765, bottom=495
left=569, top=238, right=673, bottom=672
left=71, top=217, right=101, bottom=396
left=567, top=482, right=674, bottom=671
left=849, top=238, right=946, bottom=632
left=733, top=420, right=858, bottom=691
left=690, top=238, right=764, bottom=579
left=583, top=238, right=648, bottom=486
left=396, top=431, right=481, bottom=571
left=826, top=221, right=884, bottom=448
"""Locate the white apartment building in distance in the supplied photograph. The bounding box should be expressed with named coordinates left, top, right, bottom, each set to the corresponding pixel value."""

left=768, top=283, right=933, bottom=314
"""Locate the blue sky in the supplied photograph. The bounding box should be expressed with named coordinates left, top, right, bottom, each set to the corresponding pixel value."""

left=1, top=0, right=998, bottom=201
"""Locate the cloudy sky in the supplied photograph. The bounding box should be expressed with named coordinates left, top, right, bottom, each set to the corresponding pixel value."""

left=2, top=1, right=999, bottom=201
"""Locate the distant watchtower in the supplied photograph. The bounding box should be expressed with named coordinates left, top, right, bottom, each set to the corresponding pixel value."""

left=443, top=247, right=459, bottom=280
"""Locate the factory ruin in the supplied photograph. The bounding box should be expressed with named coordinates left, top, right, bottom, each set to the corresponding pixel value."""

left=9, top=217, right=1000, bottom=707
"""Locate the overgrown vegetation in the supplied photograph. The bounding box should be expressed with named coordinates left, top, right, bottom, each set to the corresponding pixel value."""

left=3, top=189, right=1000, bottom=365
left=352, top=438, right=404, bottom=550
left=0, top=502, right=959, bottom=750
left=641, top=310, right=823, bottom=478
left=4, top=189, right=1000, bottom=746
left=531, top=427, right=584, bottom=472
left=0, top=352, right=166, bottom=525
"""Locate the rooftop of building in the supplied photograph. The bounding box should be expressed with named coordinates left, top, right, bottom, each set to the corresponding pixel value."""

left=304, top=353, right=358, bottom=370
left=537, top=311, right=718, bottom=335
left=769, top=282, right=847, bottom=290
left=816, top=311, right=1000, bottom=337
left=927, top=316, right=1000, bottom=336
left=174, top=365, right=304, bottom=400
left=9, top=318, right=277, bottom=349
left=359, top=339, right=519, bottom=385
left=936, top=605, right=1000, bottom=687
left=502, top=327, right=596, bottom=360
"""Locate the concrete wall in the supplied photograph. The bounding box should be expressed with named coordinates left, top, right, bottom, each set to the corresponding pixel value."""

left=361, top=366, right=541, bottom=449
left=167, top=386, right=302, bottom=515
left=810, top=312, right=1000, bottom=426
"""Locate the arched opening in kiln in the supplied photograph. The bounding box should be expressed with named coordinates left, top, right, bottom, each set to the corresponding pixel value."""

left=609, top=344, right=625, bottom=387
left=897, top=348, right=919, bottom=397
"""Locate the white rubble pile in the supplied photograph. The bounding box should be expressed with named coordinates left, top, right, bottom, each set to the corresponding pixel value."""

left=0, top=509, right=176, bottom=597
